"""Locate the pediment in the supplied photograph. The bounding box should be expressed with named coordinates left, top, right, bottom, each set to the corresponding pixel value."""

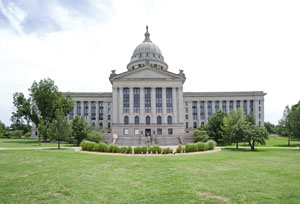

left=110, top=67, right=183, bottom=81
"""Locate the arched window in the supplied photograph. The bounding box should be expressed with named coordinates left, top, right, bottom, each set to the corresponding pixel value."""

left=167, top=116, right=172, bottom=125
left=157, top=116, right=162, bottom=125
left=193, top=122, right=197, bottom=129
left=146, top=116, right=151, bottom=125
left=134, top=116, right=139, bottom=125
left=99, top=122, right=103, bottom=129
left=201, top=121, right=204, bottom=126
left=92, top=122, right=95, bottom=128
left=124, top=116, right=129, bottom=125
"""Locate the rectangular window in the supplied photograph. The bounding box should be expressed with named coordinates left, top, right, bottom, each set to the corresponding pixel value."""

left=192, top=101, right=197, bottom=120
left=243, top=100, right=247, bottom=115
left=108, top=115, right=111, bottom=120
left=91, top=101, right=96, bottom=120
left=108, top=123, right=111, bottom=129
left=134, top=88, right=140, bottom=113
left=157, top=128, right=162, bottom=135
left=123, top=88, right=129, bottom=113
left=99, top=101, right=103, bottom=120
left=236, top=100, right=240, bottom=109
left=259, top=106, right=261, bottom=112
left=186, top=122, right=188, bottom=128
left=185, top=115, right=188, bottom=120
left=134, top=129, right=139, bottom=135
left=156, top=88, right=162, bottom=113
left=259, top=113, right=261, bottom=119
left=200, top=101, right=205, bottom=120
left=69, top=109, right=74, bottom=120
left=250, top=100, right=254, bottom=114
left=166, top=88, right=173, bottom=113
left=76, top=101, right=81, bottom=116
left=222, top=101, right=226, bottom=112
left=215, top=101, right=219, bottom=113
left=185, top=101, right=188, bottom=106
left=208, top=101, right=212, bottom=118
left=145, top=88, right=151, bottom=113
left=229, top=101, right=233, bottom=111
left=185, top=107, right=188, bottom=113
left=168, top=128, right=173, bottom=135
left=84, top=101, right=89, bottom=120
left=124, top=129, right=128, bottom=135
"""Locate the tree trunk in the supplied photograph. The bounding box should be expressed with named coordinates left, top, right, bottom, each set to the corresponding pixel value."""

left=58, top=140, right=60, bottom=149
left=288, top=137, right=290, bottom=147
left=251, top=141, right=255, bottom=151
left=236, top=142, right=239, bottom=149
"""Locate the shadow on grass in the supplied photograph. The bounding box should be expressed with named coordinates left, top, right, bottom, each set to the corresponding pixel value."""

left=223, top=148, right=264, bottom=152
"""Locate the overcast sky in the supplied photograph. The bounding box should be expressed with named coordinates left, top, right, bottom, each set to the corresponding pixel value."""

left=0, top=0, right=299, bottom=126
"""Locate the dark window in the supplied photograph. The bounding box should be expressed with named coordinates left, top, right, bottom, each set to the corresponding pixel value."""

left=201, top=122, right=204, bottom=126
left=243, top=100, right=247, bottom=114
left=168, top=129, right=173, bottom=135
left=259, top=121, right=261, bottom=126
left=192, top=101, right=197, bottom=120
left=134, top=88, right=140, bottom=113
left=146, top=116, right=151, bottom=125
left=99, top=122, right=103, bottom=129
left=69, top=109, right=74, bottom=120
left=92, top=122, right=95, bottom=128
left=186, top=122, right=188, bottom=128
left=222, top=101, right=226, bottom=112
left=215, top=101, right=219, bottom=113
left=167, top=116, right=172, bottom=125
left=200, top=101, right=205, bottom=120
left=236, top=100, right=240, bottom=109
left=193, top=122, right=197, bottom=129
left=91, top=101, right=96, bottom=120
left=134, top=116, right=139, bottom=125
left=229, top=101, right=233, bottom=111
left=84, top=101, right=89, bottom=119
left=124, top=116, right=129, bottom=125
left=98, top=101, right=103, bottom=120
left=157, top=116, right=162, bottom=125
left=123, top=88, right=129, bottom=113
left=157, top=129, right=162, bottom=135
left=145, top=88, right=151, bottom=113
left=76, top=101, right=81, bottom=116
left=185, top=115, right=188, bottom=120
left=108, top=123, right=111, bottom=129
left=259, top=106, right=261, bottom=112
left=156, top=88, right=162, bottom=113
left=250, top=100, right=254, bottom=113
left=166, top=88, right=173, bottom=113
left=208, top=101, right=212, bottom=118
left=108, top=115, right=111, bottom=120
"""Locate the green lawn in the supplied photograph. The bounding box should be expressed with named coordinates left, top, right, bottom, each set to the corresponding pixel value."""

left=0, top=148, right=299, bottom=204
left=0, top=138, right=75, bottom=148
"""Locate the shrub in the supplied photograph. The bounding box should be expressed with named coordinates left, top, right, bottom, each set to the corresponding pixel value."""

left=182, top=146, right=185, bottom=153
left=81, top=141, right=96, bottom=151
left=126, top=146, right=132, bottom=154
left=193, top=129, right=209, bottom=143
left=185, top=143, right=197, bottom=152
left=87, top=130, right=102, bottom=143
left=196, top=142, right=206, bottom=151
left=176, top=145, right=182, bottom=153
left=94, top=142, right=108, bottom=152
left=141, top=146, right=148, bottom=154
left=9, top=130, right=23, bottom=139
left=148, top=147, right=152, bottom=154
left=24, top=132, right=31, bottom=138
left=167, top=147, right=173, bottom=154
left=134, top=146, right=142, bottom=154
left=111, top=145, right=120, bottom=153
left=120, top=146, right=127, bottom=153
left=206, top=140, right=217, bottom=150
left=108, top=144, right=114, bottom=152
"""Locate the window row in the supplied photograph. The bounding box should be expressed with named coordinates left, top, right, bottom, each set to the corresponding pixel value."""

left=123, top=128, right=173, bottom=135
left=123, top=116, right=172, bottom=125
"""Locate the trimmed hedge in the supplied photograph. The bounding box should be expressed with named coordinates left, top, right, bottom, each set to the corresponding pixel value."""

left=126, top=146, right=132, bottom=154
left=207, top=140, right=217, bottom=150
left=176, top=145, right=182, bottom=153
left=134, top=146, right=142, bottom=154
left=184, top=140, right=216, bottom=153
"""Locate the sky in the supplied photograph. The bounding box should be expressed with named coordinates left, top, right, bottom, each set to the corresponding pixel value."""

left=0, top=0, right=300, bottom=126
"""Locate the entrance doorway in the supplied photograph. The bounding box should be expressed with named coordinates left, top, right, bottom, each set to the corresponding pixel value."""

left=145, top=129, right=151, bottom=137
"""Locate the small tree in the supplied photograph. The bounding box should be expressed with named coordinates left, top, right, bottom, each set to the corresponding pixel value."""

left=207, top=111, right=227, bottom=144
left=87, top=130, right=102, bottom=143
left=223, top=108, right=244, bottom=148
left=72, top=115, right=89, bottom=146
left=245, top=125, right=269, bottom=151
left=193, top=129, right=209, bottom=142
left=264, top=121, right=275, bottom=134
left=48, top=110, right=72, bottom=149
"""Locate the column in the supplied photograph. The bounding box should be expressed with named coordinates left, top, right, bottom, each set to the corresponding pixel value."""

left=74, top=101, right=77, bottom=117
left=162, top=87, right=167, bottom=124
left=233, top=100, right=237, bottom=110
left=96, top=100, right=99, bottom=125
left=177, top=87, right=184, bottom=124
left=254, top=100, right=259, bottom=125
left=129, top=87, right=134, bottom=124
left=226, top=100, right=230, bottom=113
left=80, top=101, right=84, bottom=118
left=240, top=99, right=244, bottom=113
left=197, top=101, right=200, bottom=123
left=88, top=101, right=92, bottom=123
left=212, top=101, right=215, bottom=114
left=204, top=101, right=208, bottom=124
left=188, top=101, right=193, bottom=127
left=172, top=88, right=177, bottom=124
left=112, top=87, right=118, bottom=124
left=118, top=87, right=123, bottom=124
left=151, top=87, right=156, bottom=123
left=261, top=100, right=265, bottom=126
left=247, top=100, right=250, bottom=115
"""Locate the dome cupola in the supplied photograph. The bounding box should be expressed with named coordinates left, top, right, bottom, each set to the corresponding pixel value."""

left=127, top=26, right=168, bottom=71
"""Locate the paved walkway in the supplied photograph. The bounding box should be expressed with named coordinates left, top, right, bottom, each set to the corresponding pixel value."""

left=0, top=147, right=76, bottom=150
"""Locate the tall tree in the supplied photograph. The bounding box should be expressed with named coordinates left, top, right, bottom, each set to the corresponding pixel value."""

left=72, top=115, right=89, bottom=146
left=48, top=110, right=72, bottom=149
left=286, top=101, right=300, bottom=150
left=244, top=125, right=269, bottom=151
left=223, top=108, right=244, bottom=148
left=264, top=121, right=275, bottom=134
left=207, top=110, right=227, bottom=144
left=275, top=106, right=291, bottom=146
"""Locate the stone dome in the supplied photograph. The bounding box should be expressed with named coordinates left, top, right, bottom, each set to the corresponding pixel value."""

left=127, top=26, right=168, bottom=71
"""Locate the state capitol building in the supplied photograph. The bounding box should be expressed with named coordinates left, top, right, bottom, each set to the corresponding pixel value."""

left=67, top=27, right=266, bottom=145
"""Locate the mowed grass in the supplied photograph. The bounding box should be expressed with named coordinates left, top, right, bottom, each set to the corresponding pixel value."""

left=0, top=138, right=75, bottom=148
left=0, top=149, right=299, bottom=204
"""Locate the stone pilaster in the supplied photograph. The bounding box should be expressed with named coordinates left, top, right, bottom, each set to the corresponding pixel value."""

left=177, top=87, right=184, bottom=124
left=172, top=88, right=177, bottom=124
left=118, top=87, right=123, bottom=124
left=162, top=87, right=167, bottom=124
left=112, top=87, right=118, bottom=124
left=151, top=87, right=156, bottom=124
left=204, top=101, right=208, bottom=124
left=129, top=87, right=134, bottom=124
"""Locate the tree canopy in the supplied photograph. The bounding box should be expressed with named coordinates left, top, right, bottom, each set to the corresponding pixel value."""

left=207, top=110, right=227, bottom=144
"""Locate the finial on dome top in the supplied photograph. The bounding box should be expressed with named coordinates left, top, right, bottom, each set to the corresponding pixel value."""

left=143, top=25, right=151, bottom=42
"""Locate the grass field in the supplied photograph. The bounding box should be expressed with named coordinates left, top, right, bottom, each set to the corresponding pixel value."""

left=0, top=138, right=75, bottom=148
left=0, top=148, right=299, bottom=204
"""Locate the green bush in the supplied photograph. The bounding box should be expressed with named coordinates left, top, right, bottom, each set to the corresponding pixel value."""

left=126, top=146, right=132, bottom=154
left=148, top=147, right=152, bottom=154
left=157, top=146, right=162, bottom=154
left=108, top=144, right=114, bottom=152
left=141, top=146, right=148, bottom=154
left=176, top=145, right=182, bottom=153
left=196, top=142, right=207, bottom=151
left=206, top=140, right=217, bottom=150
left=193, top=129, right=209, bottom=143
left=9, top=130, right=23, bottom=139
left=24, top=132, right=31, bottom=138
left=182, top=146, right=185, bottom=153
left=120, top=146, right=127, bottom=153
left=87, top=130, right=102, bottom=143
left=95, top=143, right=108, bottom=152
left=134, top=146, right=142, bottom=154
left=185, top=143, right=197, bottom=152
left=112, top=145, right=120, bottom=153
left=167, top=147, right=173, bottom=154
left=81, top=141, right=97, bottom=151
